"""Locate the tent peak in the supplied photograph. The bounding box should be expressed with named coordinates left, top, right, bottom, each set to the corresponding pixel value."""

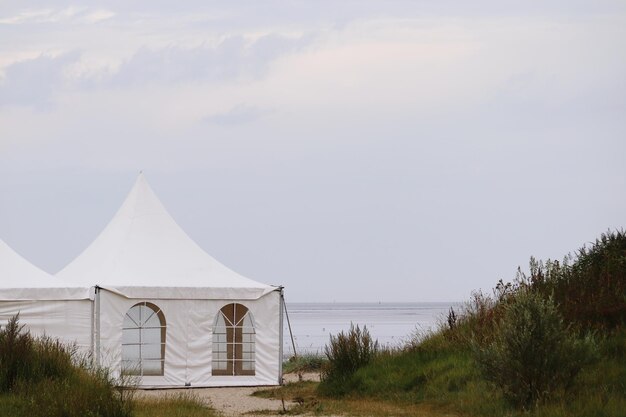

left=0, top=238, right=86, bottom=294
left=57, top=175, right=274, bottom=298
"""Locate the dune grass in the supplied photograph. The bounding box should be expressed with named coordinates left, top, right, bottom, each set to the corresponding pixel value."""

left=257, top=329, right=625, bottom=417
left=0, top=315, right=133, bottom=417
left=134, top=394, right=219, bottom=417
left=254, top=379, right=462, bottom=417
left=0, top=316, right=220, bottom=417
left=255, top=230, right=626, bottom=417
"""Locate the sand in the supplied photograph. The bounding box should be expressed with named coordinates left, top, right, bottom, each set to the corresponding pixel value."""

left=135, top=372, right=322, bottom=416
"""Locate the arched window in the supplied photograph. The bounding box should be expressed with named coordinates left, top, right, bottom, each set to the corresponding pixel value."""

left=121, top=302, right=166, bottom=376
left=212, top=303, right=255, bottom=376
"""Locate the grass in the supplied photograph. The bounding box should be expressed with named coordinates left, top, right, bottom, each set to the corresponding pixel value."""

left=283, top=353, right=326, bottom=374
left=0, top=315, right=133, bottom=417
left=0, top=316, right=220, bottom=417
left=255, top=330, right=625, bottom=417
left=134, top=394, right=219, bottom=417
left=253, top=380, right=461, bottom=416
left=251, top=230, right=626, bottom=417
left=3, top=230, right=623, bottom=417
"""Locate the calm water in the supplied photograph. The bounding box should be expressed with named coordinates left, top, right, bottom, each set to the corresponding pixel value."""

left=282, top=302, right=461, bottom=357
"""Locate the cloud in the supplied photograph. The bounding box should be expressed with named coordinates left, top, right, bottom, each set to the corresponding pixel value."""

left=203, top=104, right=272, bottom=126
left=0, top=30, right=310, bottom=109
left=0, top=52, right=81, bottom=109
left=110, top=33, right=311, bottom=86
left=0, top=7, right=115, bottom=25
left=82, top=9, right=116, bottom=24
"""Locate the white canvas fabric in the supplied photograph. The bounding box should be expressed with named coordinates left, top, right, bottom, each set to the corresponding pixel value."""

left=53, top=174, right=283, bottom=387
left=0, top=239, right=93, bottom=352
left=0, top=239, right=90, bottom=300
left=1, top=175, right=282, bottom=387
left=57, top=173, right=275, bottom=300
left=98, top=289, right=282, bottom=387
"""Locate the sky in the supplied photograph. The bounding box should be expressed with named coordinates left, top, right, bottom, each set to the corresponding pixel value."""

left=1, top=1, right=625, bottom=302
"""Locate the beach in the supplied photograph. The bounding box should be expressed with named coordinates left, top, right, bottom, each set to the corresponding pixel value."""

left=136, top=372, right=323, bottom=417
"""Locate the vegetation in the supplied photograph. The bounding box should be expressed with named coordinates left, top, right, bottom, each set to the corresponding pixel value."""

left=0, top=316, right=216, bottom=417
left=3, top=229, right=624, bottom=416
left=257, top=229, right=626, bottom=417
left=134, top=394, right=218, bottom=417
left=318, top=323, right=378, bottom=396
left=0, top=315, right=132, bottom=417
left=283, top=353, right=327, bottom=374
left=471, top=292, right=596, bottom=409
left=523, top=230, right=626, bottom=330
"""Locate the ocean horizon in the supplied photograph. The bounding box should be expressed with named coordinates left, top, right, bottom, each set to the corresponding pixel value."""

left=282, top=301, right=462, bottom=357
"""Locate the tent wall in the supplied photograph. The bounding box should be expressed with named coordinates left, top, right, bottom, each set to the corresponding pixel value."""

left=98, top=289, right=282, bottom=387
left=0, top=300, right=93, bottom=354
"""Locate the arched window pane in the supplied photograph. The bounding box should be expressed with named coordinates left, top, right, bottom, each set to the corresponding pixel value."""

left=212, top=303, right=255, bottom=376
left=121, top=302, right=166, bottom=376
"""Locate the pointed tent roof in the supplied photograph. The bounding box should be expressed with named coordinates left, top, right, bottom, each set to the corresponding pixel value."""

left=0, top=239, right=90, bottom=300
left=57, top=174, right=276, bottom=299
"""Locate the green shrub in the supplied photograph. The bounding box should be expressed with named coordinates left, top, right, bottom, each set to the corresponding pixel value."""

left=319, top=323, right=378, bottom=396
left=472, top=291, right=596, bottom=410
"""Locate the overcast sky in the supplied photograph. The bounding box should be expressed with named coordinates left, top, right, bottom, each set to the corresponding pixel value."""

left=1, top=1, right=625, bottom=302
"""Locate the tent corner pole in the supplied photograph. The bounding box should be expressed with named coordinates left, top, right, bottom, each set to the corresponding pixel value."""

left=281, top=289, right=297, bottom=361
left=95, top=286, right=101, bottom=367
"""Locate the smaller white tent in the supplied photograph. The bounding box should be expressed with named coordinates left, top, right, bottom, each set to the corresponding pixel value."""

left=0, top=239, right=92, bottom=352
left=57, top=174, right=284, bottom=387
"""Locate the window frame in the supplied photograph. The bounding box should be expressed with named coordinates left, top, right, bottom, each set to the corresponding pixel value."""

left=212, top=303, right=256, bottom=376
left=121, top=301, right=166, bottom=376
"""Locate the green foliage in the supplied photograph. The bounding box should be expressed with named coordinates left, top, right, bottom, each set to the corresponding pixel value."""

left=352, top=337, right=474, bottom=398
left=318, top=323, right=378, bottom=396
left=471, top=291, right=596, bottom=410
left=258, top=230, right=626, bottom=417
left=283, top=353, right=326, bottom=374
left=524, top=230, right=626, bottom=329
left=0, top=315, right=132, bottom=417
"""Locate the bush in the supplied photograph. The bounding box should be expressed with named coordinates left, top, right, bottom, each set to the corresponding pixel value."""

left=471, top=291, right=596, bottom=410
left=319, top=323, right=378, bottom=396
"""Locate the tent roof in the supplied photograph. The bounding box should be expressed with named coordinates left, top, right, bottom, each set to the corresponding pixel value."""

left=0, top=239, right=90, bottom=300
left=57, top=174, right=276, bottom=300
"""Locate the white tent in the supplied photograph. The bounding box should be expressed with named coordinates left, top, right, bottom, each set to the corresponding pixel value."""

left=0, top=239, right=93, bottom=352
left=56, top=174, right=283, bottom=387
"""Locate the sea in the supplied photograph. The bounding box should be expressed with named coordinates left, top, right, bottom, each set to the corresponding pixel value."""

left=281, top=302, right=461, bottom=357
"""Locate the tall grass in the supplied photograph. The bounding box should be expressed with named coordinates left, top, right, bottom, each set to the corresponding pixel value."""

left=303, top=230, right=626, bottom=417
left=0, top=315, right=132, bottom=417
left=134, top=393, right=218, bottom=417
left=318, top=323, right=378, bottom=396
left=525, top=230, right=626, bottom=330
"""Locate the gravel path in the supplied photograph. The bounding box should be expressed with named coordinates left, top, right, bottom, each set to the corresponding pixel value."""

left=136, top=373, right=322, bottom=417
